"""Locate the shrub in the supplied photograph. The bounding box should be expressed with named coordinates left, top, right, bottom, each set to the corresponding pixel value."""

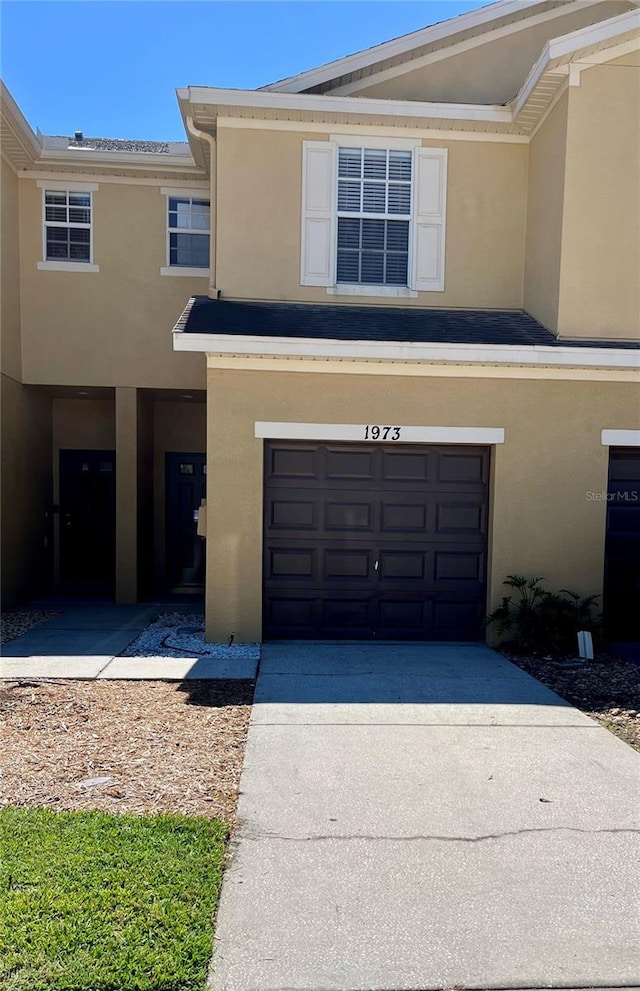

left=486, top=575, right=601, bottom=656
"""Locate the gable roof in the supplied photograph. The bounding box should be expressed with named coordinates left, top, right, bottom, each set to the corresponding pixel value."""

left=261, top=0, right=638, bottom=94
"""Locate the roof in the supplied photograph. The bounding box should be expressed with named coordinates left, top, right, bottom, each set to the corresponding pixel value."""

left=174, top=298, right=640, bottom=349
left=63, top=136, right=174, bottom=154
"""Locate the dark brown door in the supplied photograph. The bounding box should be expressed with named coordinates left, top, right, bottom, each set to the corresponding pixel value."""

left=604, top=449, right=640, bottom=641
left=263, top=442, right=489, bottom=640
left=59, top=450, right=116, bottom=589
left=165, top=453, right=206, bottom=590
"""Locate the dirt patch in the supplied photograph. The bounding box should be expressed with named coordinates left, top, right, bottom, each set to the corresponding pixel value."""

left=506, top=653, right=640, bottom=752
left=0, top=679, right=254, bottom=820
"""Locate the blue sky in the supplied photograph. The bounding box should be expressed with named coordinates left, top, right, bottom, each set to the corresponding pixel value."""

left=2, top=1, right=488, bottom=140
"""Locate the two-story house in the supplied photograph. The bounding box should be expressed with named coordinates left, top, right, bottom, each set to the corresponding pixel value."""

left=2, top=0, right=639, bottom=645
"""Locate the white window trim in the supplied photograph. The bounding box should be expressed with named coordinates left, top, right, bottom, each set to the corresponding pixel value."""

left=160, top=188, right=210, bottom=276
left=601, top=430, right=640, bottom=447
left=159, top=267, right=209, bottom=278
left=327, top=284, right=417, bottom=298
left=300, top=140, right=446, bottom=296
left=38, top=181, right=98, bottom=270
left=37, top=261, right=100, bottom=273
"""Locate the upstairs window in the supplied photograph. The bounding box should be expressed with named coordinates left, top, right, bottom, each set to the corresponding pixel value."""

left=301, top=140, right=447, bottom=296
left=44, top=189, right=92, bottom=262
left=336, top=147, right=412, bottom=287
left=168, top=196, right=210, bottom=268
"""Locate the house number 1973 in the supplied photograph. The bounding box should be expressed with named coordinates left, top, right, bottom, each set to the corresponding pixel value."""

left=364, top=425, right=402, bottom=441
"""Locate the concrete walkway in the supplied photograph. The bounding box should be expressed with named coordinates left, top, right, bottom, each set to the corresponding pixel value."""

left=210, top=642, right=640, bottom=991
left=0, top=604, right=258, bottom=679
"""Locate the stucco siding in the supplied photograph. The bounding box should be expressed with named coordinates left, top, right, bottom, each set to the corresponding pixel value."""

left=1, top=158, right=22, bottom=382
left=18, top=179, right=207, bottom=388
left=1, top=377, right=53, bottom=607
left=558, top=56, right=640, bottom=340
left=204, top=367, right=639, bottom=642
left=347, top=2, right=633, bottom=104
left=216, top=126, right=527, bottom=309
left=523, top=90, right=568, bottom=333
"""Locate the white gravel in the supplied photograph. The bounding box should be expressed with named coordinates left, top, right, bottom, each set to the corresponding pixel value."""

left=0, top=610, right=58, bottom=645
left=120, top=611, right=261, bottom=661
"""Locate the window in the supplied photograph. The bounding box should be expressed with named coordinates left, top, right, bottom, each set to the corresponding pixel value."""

left=37, top=181, right=99, bottom=272
left=336, top=147, right=412, bottom=287
left=300, top=140, right=447, bottom=295
left=44, top=190, right=91, bottom=262
left=168, top=196, right=210, bottom=268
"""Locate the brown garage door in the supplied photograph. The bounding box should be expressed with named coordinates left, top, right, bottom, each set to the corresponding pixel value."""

left=604, top=448, right=640, bottom=642
left=263, top=442, right=489, bottom=640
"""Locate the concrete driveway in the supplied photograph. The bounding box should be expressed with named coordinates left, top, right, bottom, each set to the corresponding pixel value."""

left=210, top=642, right=640, bottom=991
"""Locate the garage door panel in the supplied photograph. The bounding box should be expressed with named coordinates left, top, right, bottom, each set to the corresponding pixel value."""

left=268, top=446, right=317, bottom=479
left=379, top=551, right=426, bottom=581
left=325, top=500, right=373, bottom=530
left=269, top=548, right=316, bottom=580
left=437, top=452, right=487, bottom=483
left=326, top=448, right=375, bottom=480
left=434, top=551, right=484, bottom=582
left=381, top=450, right=430, bottom=481
left=263, top=442, right=489, bottom=640
left=268, top=499, right=316, bottom=530
left=324, top=549, right=372, bottom=580
left=381, top=501, right=428, bottom=532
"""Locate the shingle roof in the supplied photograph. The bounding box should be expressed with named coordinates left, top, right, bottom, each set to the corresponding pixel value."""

left=176, top=298, right=639, bottom=349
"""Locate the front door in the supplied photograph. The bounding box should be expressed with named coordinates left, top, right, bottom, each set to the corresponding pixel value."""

left=165, top=453, right=206, bottom=590
left=59, top=449, right=116, bottom=590
left=263, top=442, right=489, bottom=640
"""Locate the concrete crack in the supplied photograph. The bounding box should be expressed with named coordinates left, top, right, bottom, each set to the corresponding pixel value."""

left=249, top=826, right=640, bottom=844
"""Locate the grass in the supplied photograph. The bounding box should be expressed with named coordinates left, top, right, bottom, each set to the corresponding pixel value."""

left=0, top=807, right=228, bottom=991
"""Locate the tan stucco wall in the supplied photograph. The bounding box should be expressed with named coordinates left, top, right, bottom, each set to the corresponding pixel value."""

left=348, top=3, right=633, bottom=105
left=558, top=57, right=640, bottom=340
left=18, top=179, right=207, bottom=389
left=216, top=127, right=527, bottom=309
left=1, top=377, right=53, bottom=607
left=1, top=158, right=22, bottom=382
left=153, top=400, right=206, bottom=591
left=205, top=366, right=639, bottom=642
left=523, top=91, right=568, bottom=333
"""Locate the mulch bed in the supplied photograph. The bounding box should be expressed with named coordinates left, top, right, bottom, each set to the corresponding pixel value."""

left=0, top=679, right=254, bottom=820
left=1, top=610, right=59, bottom=645
left=505, top=652, right=640, bottom=752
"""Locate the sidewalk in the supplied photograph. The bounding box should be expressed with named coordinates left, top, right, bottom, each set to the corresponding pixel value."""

left=0, top=604, right=258, bottom=680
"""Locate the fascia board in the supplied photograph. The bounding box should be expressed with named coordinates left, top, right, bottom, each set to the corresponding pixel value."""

left=172, top=331, right=640, bottom=370
left=514, top=8, right=640, bottom=116
left=0, top=81, right=42, bottom=160
left=187, top=86, right=512, bottom=125
left=260, top=0, right=550, bottom=93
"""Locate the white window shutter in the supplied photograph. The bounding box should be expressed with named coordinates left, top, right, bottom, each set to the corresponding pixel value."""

left=300, top=141, right=335, bottom=286
left=411, top=147, right=447, bottom=292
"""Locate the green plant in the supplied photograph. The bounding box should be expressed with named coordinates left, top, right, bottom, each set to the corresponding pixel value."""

left=486, top=575, right=601, bottom=656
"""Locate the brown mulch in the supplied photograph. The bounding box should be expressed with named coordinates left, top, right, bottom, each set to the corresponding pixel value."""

left=505, top=652, right=640, bottom=752
left=0, top=679, right=254, bottom=820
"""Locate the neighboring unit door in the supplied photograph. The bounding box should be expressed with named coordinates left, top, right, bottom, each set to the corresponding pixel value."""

left=165, top=453, right=206, bottom=590
left=59, top=450, right=116, bottom=589
left=603, top=448, right=640, bottom=641
left=263, top=442, right=489, bottom=640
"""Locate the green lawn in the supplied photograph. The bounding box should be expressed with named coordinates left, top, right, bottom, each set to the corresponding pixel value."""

left=0, top=807, right=228, bottom=991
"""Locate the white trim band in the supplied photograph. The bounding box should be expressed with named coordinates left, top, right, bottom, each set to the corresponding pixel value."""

left=601, top=429, right=640, bottom=447
left=173, top=330, right=640, bottom=371
left=160, top=267, right=209, bottom=278
left=36, top=179, right=98, bottom=192
left=254, top=422, right=505, bottom=444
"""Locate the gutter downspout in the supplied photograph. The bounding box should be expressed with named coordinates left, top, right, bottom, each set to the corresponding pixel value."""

left=185, top=116, right=219, bottom=299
